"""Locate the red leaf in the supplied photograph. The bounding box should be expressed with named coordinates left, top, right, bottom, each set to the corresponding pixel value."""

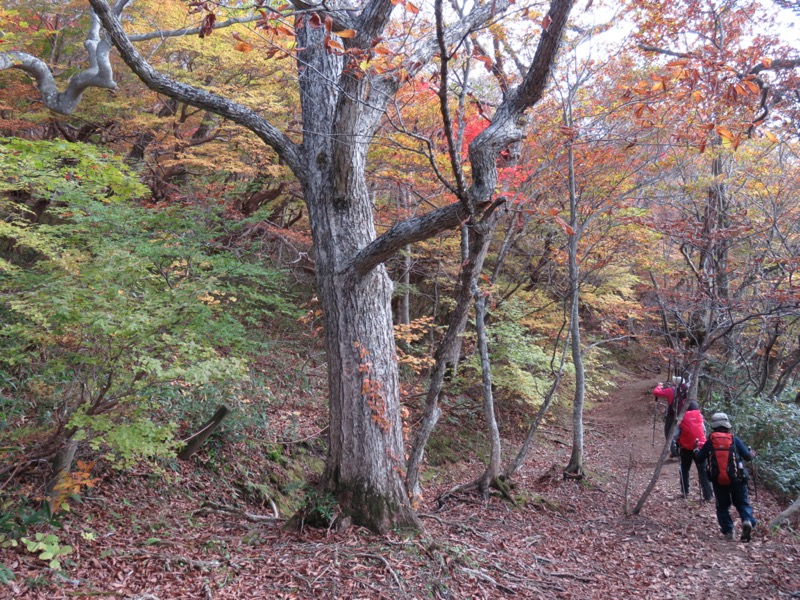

left=542, top=14, right=552, bottom=31
left=198, top=12, right=216, bottom=38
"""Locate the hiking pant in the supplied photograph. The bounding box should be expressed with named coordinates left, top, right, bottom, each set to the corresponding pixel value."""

left=679, top=448, right=713, bottom=500
left=712, top=480, right=756, bottom=535
left=664, top=409, right=675, bottom=440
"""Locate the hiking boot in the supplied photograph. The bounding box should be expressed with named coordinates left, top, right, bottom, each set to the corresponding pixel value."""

left=741, top=521, right=752, bottom=543
left=724, top=531, right=734, bottom=541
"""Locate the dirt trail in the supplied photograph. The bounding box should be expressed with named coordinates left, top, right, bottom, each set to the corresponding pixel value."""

left=573, top=374, right=799, bottom=599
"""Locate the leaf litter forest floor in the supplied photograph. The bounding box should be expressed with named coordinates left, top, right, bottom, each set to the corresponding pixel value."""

left=4, top=375, right=800, bottom=599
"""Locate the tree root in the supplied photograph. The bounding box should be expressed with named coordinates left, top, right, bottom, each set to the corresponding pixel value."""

left=437, top=474, right=517, bottom=507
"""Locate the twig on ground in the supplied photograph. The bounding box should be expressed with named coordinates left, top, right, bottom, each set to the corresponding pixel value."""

left=121, top=549, right=221, bottom=570
left=461, top=566, right=517, bottom=594
left=549, top=571, right=596, bottom=583
left=195, top=501, right=281, bottom=523
left=419, top=512, right=492, bottom=542
left=352, top=552, right=405, bottom=591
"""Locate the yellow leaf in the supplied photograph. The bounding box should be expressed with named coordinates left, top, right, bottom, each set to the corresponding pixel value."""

left=765, top=131, right=778, bottom=143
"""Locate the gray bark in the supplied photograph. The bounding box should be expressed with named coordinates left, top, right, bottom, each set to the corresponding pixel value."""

left=563, top=107, right=584, bottom=477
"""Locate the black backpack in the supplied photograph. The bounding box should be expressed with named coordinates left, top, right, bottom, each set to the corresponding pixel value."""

left=706, top=431, right=746, bottom=485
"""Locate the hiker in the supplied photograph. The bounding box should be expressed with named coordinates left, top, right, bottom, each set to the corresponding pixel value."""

left=694, top=412, right=757, bottom=542
left=653, top=376, right=689, bottom=440
left=672, top=401, right=713, bottom=501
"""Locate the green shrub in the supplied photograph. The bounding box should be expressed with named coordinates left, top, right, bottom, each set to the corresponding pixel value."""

left=710, top=394, right=800, bottom=498
left=0, top=139, right=297, bottom=466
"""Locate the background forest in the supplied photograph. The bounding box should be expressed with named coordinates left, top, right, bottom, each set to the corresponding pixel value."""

left=1, top=0, right=800, bottom=596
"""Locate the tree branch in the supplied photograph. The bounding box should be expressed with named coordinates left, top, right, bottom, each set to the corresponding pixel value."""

left=0, top=14, right=116, bottom=115
left=346, top=201, right=472, bottom=277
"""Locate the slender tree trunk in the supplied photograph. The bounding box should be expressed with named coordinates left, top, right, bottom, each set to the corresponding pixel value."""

left=473, top=262, right=501, bottom=492
left=563, top=119, right=584, bottom=477
left=399, top=189, right=411, bottom=326
left=406, top=213, right=500, bottom=505
left=46, top=438, right=78, bottom=514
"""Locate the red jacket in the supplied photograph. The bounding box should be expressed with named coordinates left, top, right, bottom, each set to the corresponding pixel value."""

left=653, top=384, right=675, bottom=405
left=677, top=409, right=707, bottom=450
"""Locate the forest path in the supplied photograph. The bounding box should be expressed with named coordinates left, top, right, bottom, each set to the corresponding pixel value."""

left=563, top=373, right=797, bottom=599
left=4, top=373, right=799, bottom=599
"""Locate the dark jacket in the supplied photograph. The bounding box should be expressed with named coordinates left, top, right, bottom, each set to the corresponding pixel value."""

left=695, top=431, right=754, bottom=466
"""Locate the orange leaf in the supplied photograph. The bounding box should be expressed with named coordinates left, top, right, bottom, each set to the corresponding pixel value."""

left=326, top=37, right=344, bottom=51
left=715, top=126, right=734, bottom=141
left=554, top=215, right=574, bottom=235
left=276, top=25, right=295, bottom=36
left=744, top=80, right=760, bottom=94
left=406, top=1, right=420, bottom=13
left=337, top=28, right=357, bottom=38
left=234, top=41, right=254, bottom=52
left=765, top=131, right=778, bottom=143
left=373, top=46, right=391, bottom=55
left=761, top=57, right=773, bottom=68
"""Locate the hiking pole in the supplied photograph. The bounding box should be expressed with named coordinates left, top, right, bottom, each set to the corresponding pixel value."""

left=750, top=447, right=758, bottom=502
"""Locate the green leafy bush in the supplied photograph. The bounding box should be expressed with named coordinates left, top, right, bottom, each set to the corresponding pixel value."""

left=0, top=139, right=296, bottom=466
left=461, top=299, right=571, bottom=407
left=711, top=394, right=800, bottom=498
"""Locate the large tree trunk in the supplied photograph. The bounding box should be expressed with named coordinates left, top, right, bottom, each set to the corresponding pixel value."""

left=296, top=19, right=418, bottom=533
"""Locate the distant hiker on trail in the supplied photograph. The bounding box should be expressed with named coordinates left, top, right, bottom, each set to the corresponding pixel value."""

left=672, top=401, right=713, bottom=502
left=694, top=412, right=757, bottom=542
left=653, top=376, right=689, bottom=440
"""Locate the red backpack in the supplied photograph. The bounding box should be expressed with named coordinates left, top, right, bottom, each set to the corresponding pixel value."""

left=707, top=431, right=744, bottom=485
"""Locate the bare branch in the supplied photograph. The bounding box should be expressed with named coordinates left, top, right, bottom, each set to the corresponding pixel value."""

left=346, top=201, right=471, bottom=277
left=128, top=14, right=266, bottom=42
left=0, top=15, right=116, bottom=115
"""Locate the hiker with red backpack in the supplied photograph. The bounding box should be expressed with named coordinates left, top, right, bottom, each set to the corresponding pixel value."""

left=653, top=376, right=689, bottom=440
left=694, top=412, right=757, bottom=542
left=672, top=401, right=714, bottom=502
